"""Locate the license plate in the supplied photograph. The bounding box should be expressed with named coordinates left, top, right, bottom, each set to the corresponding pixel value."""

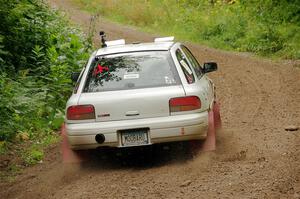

left=121, top=129, right=149, bottom=146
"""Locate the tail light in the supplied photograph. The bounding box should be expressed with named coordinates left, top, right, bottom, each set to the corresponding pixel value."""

left=169, top=96, right=201, bottom=112
left=67, top=105, right=95, bottom=120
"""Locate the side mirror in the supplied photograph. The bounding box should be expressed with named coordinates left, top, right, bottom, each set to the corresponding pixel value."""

left=203, top=62, right=218, bottom=73
left=71, top=72, right=80, bottom=82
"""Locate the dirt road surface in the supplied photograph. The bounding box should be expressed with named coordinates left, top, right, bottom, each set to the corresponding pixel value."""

left=1, top=0, right=300, bottom=198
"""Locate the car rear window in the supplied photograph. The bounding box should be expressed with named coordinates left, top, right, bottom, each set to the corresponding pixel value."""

left=83, top=51, right=180, bottom=92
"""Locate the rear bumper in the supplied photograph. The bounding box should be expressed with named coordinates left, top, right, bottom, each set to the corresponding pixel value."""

left=66, top=111, right=208, bottom=150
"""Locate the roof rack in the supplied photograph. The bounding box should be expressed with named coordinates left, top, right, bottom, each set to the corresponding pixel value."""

left=154, top=36, right=174, bottom=42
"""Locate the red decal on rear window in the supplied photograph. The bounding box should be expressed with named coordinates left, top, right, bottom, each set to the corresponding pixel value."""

left=93, top=64, right=109, bottom=76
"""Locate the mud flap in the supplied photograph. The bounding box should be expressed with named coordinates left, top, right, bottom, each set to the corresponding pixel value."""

left=201, top=101, right=221, bottom=151
left=61, top=124, right=86, bottom=163
left=213, top=101, right=222, bottom=130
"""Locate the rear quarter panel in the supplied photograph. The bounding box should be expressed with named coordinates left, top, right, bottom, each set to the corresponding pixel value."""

left=170, top=43, right=213, bottom=112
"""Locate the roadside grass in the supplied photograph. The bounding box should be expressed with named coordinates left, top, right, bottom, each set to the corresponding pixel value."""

left=0, top=131, right=59, bottom=182
left=73, top=0, right=300, bottom=60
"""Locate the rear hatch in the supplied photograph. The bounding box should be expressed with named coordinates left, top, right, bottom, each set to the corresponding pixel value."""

left=78, top=50, right=185, bottom=122
left=79, top=86, right=185, bottom=122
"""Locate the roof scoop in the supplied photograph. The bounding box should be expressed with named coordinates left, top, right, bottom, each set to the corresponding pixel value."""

left=105, top=39, right=125, bottom=47
left=154, top=36, right=174, bottom=42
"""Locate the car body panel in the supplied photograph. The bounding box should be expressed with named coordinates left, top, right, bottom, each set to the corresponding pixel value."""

left=66, top=111, right=208, bottom=149
left=77, top=85, right=185, bottom=122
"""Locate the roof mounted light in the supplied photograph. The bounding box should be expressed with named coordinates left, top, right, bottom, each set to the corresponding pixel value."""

left=99, top=31, right=107, bottom=48
left=154, top=36, right=174, bottom=42
left=99, top=31, right=125, bottom=48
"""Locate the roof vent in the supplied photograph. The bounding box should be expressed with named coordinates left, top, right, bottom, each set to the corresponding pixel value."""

left=105, top=39, right=126, bottom=47
left=154, top=36, right=174, bottom=42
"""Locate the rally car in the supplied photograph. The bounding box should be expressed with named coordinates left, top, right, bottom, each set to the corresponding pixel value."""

left=65, top=34, right=220, bottom=150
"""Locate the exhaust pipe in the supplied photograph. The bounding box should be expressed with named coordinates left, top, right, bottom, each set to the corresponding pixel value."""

left=95, top=134, right=105, bottom=144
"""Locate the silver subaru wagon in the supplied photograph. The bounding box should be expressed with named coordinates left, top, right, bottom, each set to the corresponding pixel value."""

left=65, top=36, right=218, bottom=150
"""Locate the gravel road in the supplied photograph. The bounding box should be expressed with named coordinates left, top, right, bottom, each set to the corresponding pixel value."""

left=1, top=0, right=299, bottom=198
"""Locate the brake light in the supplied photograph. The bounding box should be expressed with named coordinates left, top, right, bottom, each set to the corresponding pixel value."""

left=67, top=105, right=95, bottom=120
left=169, top=96, right=201, bottom=112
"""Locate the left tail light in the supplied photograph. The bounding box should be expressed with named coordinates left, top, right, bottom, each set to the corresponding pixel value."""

left=67, top=105, right=95, bottom=120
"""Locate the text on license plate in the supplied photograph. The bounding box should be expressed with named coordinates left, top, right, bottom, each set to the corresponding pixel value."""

left=121, top=129, right=148, bottom=146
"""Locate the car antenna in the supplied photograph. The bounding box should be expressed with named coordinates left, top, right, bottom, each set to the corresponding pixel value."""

left=99, top=31, right=107, bottom=48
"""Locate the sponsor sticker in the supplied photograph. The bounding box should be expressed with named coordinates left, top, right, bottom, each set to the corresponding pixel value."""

left=124, top=73, right=139, bottom=79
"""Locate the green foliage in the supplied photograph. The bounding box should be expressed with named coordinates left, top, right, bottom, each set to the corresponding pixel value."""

left=74, top=0, right=300, bottom=59
left=23, top=148, right=44, bottom=165
left=22, top=131, right=58, bottom=165
left=0, top=141, right=7, bottom=154
left=0, top=0, right=91, bottom=143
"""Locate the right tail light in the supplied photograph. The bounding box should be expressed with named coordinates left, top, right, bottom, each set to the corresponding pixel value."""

left=169, top=96, right=201, bottom=112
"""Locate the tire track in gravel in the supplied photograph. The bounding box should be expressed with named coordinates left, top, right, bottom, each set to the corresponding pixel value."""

left=1, top=0, right=299, bottom=198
